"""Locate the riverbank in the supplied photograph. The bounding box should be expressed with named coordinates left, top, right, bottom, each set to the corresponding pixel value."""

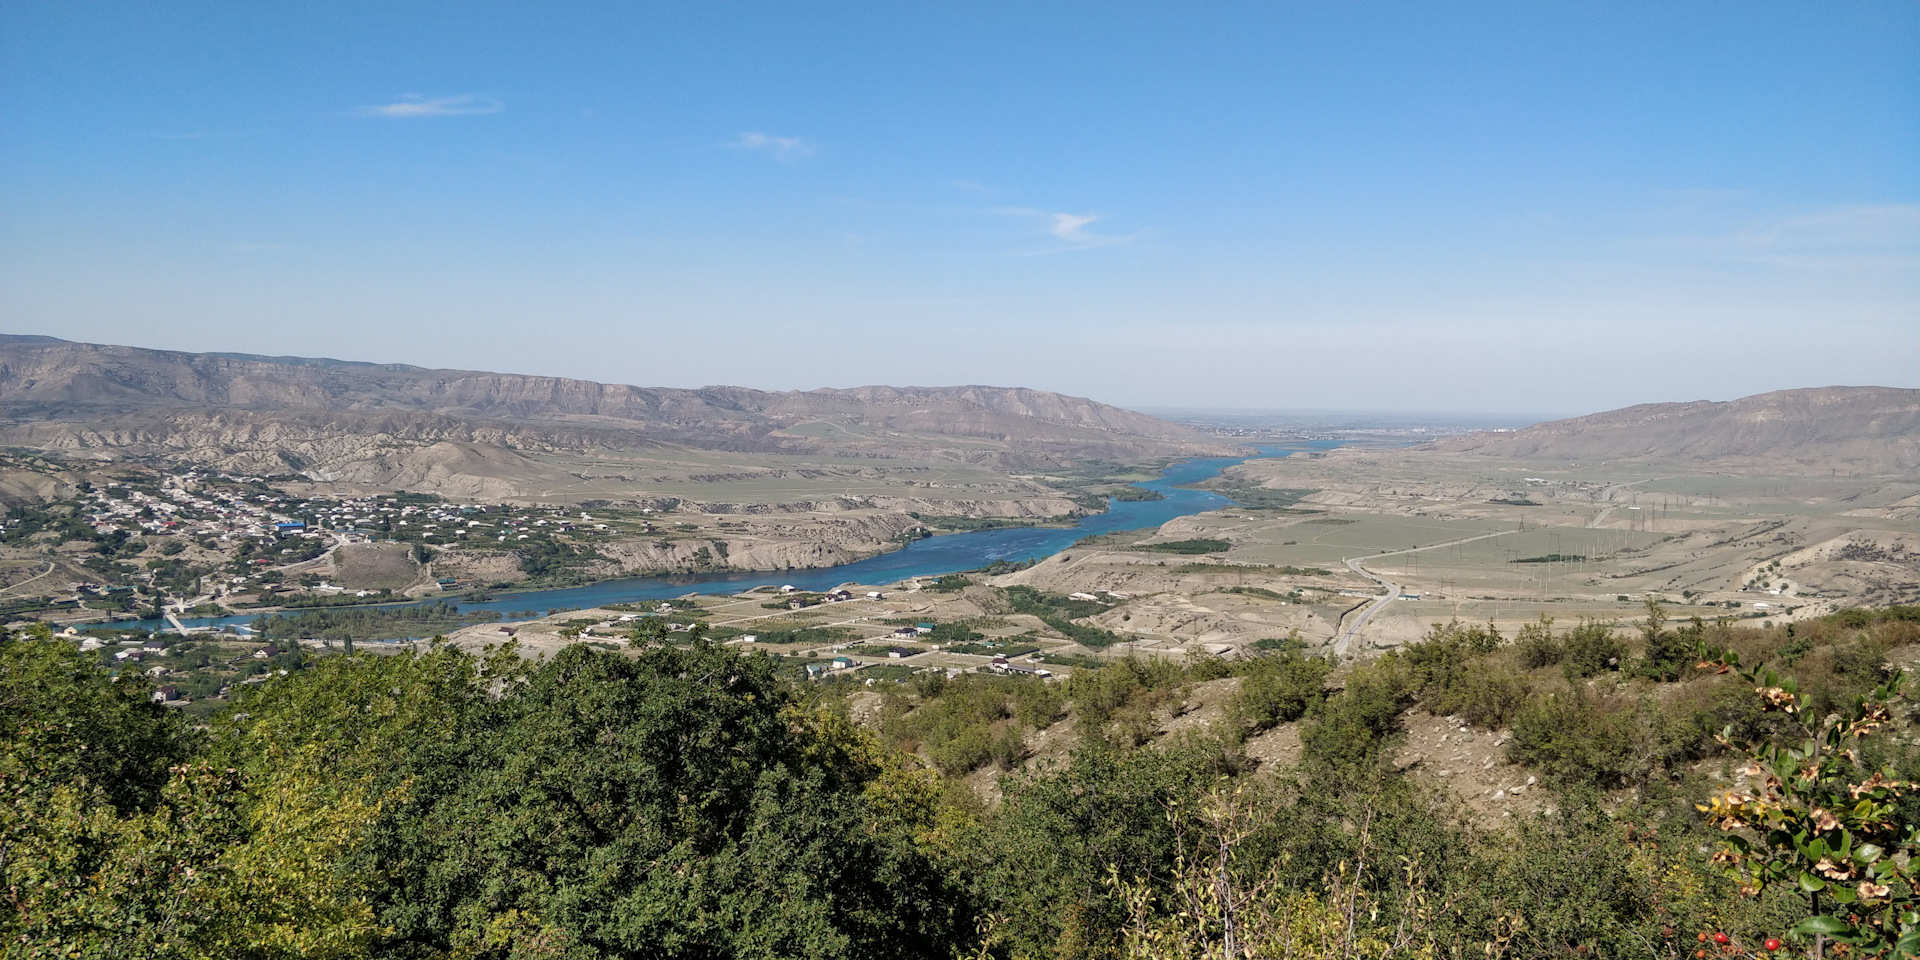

left=101, top=442, right=1343, bottom=635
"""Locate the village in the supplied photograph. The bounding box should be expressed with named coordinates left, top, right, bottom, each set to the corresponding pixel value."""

left=1, top=463, right=684, bottom=625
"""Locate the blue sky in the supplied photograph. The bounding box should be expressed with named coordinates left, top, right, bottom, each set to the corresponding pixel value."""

left=3, top=2, right=1915, bottom=414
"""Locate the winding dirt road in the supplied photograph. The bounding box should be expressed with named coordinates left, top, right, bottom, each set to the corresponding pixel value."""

left=1333, top=529, right=1516, bottom=657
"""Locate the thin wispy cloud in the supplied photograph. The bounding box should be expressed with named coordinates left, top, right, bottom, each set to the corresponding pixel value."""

left=732, top=132, right=815, bottom=160
left=360, top=95, right=503, bottom=118
left=1049, top=213, right=1102, bottom=243
left=993, top=207, right=1142, bottom=254
left=1638, top=204, right=1920, bottom=271
left=1732, top=204, right=1920, bottom=250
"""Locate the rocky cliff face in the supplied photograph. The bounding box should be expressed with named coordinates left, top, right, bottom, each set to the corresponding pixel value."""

left=590, top=512, right=927, bottom=576
left=429, top=512, right=933, bottom=579
left=1422, top=386, right=1919, bottom=475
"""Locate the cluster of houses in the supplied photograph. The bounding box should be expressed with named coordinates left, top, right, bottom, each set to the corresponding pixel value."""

left=803, top=650, right=1054, bottom=681
left=305, top=496, right=505, bottom=543
left=76, top=473, right=308, bottom=543
left=76, top=635, right=169, bottom=660
left=73, top=471, right=638, bottom=558
left=61, top=626, right=292, bottom=707
left=149, top=668, right=276, bottom=706
left=780, top=585, right=887, bottom=610
left=989, top=656, right=1052, bottom=678
left=66, top=581, right=138, bottom=603
left=789, top=614, right=1060, bottom=681
left=803, top=656, right=863, bottom=679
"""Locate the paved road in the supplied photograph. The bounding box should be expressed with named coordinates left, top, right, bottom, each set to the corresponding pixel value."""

left=1333, top=529, right=1517, bottom=657
left=1585, top=477, right=1671, bottom=528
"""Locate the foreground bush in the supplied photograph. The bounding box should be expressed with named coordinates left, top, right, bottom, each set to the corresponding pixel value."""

left=4, top=635, right=961, bottom=959
left=5, top=603, right=1912, bottom=959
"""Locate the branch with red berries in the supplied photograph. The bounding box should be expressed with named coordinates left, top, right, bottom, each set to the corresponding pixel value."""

left=1691, top=929, right=1788, bottom=958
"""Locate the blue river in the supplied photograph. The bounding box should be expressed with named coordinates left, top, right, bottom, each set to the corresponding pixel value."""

left=133, top=441, right=1343, bottom=633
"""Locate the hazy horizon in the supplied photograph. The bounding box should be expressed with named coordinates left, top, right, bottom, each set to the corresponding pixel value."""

left=3, top=4, right=1915, bottom=412
left=5, top=330, right=1905, bottom=427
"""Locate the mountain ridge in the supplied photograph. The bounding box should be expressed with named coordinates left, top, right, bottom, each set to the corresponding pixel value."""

left=0, top=336, right=1234, bottom=481
left=0, top=335, right=1189, bottom=432
left=1422, top=385, right=1919, bottom=474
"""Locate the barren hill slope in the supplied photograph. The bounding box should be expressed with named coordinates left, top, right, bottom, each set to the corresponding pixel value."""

left=0, top=336, right=1231, bottom=480
left=1424, top=386, right=1918, bottom=474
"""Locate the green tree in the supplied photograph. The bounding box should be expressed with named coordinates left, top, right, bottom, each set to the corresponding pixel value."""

left=1, top=626, right=383, bottom=959
left=1635, top=599, right=1702, bottom=682
left=1228, top=651, right=1332, bottom=732
left=1299, top=657, right=1413, bottom=769
left=0, top=624, right=191, bottom=812
left=1559, top=619, right=1627, bottom=681
left=970, top=740, right=1243, bottom=959
left=232, top=639, right=962, bottom=958
left=628, top=616, right=668, bottom=645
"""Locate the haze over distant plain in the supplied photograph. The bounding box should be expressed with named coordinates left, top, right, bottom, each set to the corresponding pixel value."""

left=2, top=3, right=1914, bottom=414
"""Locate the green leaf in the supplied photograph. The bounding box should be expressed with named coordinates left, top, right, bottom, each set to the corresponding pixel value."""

left=1791, top=915, right=1851, bottom=936
left=1893, top=926, right=1920, bottom=960
left=1859, top=843, right=1884, bottom=863
left=1829, top=886, right=1858, bottom=904
left=1799, top=871, right=1827, bottom=893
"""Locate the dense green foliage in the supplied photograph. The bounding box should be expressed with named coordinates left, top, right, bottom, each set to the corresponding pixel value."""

left=878, top=672, right=1063, bottom=774
left=907, top=513, right=1037, bottom=532
left=1227, top=650, right=1332, bottom=730
left=265, top=590, right=409, bottom=609
left=0, top=623, right=194, bottom=811
left=1175, top=562, right=1331, bottom=576
left=514, top=536, right=602, bottom=578
left=4, top=604, right=1915, bottom=959
left=1130, top=539, right=1231, bottom=555
left=1696, top=640, right=1918, bottom=956
left=250, top=600, right=502, bottom=642
left=723, top=624, right=853, bottom=646
left=4, top=635, right=959, bottom=959
left=1004, top=586, right=1129, bottom=648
